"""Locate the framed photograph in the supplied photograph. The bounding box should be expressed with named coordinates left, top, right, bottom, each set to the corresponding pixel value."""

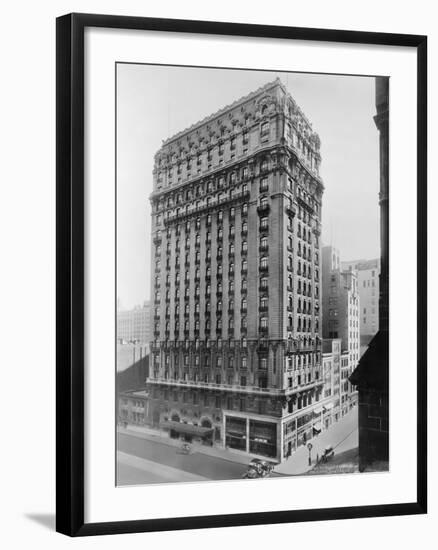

left=56, top=13, right=427, bottom=536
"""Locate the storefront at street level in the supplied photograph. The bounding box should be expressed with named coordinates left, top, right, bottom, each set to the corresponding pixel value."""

left=224, top=414, right=278, bottom=459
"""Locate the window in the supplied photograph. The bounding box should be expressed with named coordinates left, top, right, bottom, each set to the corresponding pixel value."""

left=242, top=203, right=248, bottom=215
left=260, top=317, right=268, bottom=328
left=260, top=177, right=268, bottom=191
left=260, top=122, right=269, bottom=137
left=260, top=277, right=268, bottom=289
left=242, top=240, right=248, bottom=252
left=260, top=216, right=268, bottom=229
left=260, top=256, right=268, bottom=268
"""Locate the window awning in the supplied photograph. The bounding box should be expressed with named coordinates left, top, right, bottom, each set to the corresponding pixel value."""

left=161, top=421, right=213, bottom=436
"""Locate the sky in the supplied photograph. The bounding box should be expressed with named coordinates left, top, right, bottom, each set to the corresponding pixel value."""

left=117, top=64, right=380, bottom=310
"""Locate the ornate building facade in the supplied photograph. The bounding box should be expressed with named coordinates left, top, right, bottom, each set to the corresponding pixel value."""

left=145, top=79, right=325, bottom=462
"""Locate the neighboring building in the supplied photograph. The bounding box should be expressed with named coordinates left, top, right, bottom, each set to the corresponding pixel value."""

left=145, top=79, right=325, bottom=461
left=116, top=343, right=149, bottom=424
left=117, top=302, right=152, bottom=344
left=322, top=339, right=352, bottom=426
left=350, top=77, right=389, bottom=471
left=117, top=342, right=149, bottom=391
left=321, top=246, right=360, bottom=375
left=342, top=258, right=380, bottom=347
left=118, top=390, right=149, bottom=426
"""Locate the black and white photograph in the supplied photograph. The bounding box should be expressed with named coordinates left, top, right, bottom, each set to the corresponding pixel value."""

left=115, top=65, right=389, bottom=486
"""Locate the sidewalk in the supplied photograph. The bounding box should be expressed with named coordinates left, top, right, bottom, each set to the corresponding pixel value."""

left=274, top=407, right=358, bottom=476
left=118, top=424, right=256, bottom=466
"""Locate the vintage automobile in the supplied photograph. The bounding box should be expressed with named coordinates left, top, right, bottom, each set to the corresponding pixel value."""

left=242, top=466, right=260, bottom=479
left=248, top=458, right=276, bottom=477
left=321, top=445, right=335, bottom=462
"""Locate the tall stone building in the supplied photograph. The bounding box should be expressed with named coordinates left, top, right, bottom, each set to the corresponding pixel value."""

left=146, top=79, right=325, bottom=462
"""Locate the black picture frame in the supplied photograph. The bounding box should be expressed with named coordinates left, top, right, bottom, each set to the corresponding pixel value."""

left=56, top=12, right=427, bottom=537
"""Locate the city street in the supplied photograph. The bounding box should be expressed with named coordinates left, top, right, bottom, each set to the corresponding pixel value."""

left=117, top=431, right=248, bottom=485
left=117, top=407, right=359, bottom=485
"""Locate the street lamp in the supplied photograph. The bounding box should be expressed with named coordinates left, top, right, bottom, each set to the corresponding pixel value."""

left=307, top=442, right=313, bottom=466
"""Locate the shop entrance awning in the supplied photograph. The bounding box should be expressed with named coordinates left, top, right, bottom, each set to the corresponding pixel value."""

left=323, top=403, right=334, bottom=411
left=313, top=422, right=322, bottom=433
left=161, top=421, right=213, bottom=436
left=313, top=407, right=323, bottom=415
